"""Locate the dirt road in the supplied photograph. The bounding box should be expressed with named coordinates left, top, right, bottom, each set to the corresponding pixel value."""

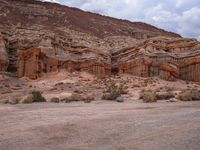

left=0, top=101, right=200, bottom=150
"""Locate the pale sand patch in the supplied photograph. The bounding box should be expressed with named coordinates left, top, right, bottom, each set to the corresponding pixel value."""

left=44, top=92, right=72, bottom=100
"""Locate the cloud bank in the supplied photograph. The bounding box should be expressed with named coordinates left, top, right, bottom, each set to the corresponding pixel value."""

left=49, top=0, right=200, bottom=39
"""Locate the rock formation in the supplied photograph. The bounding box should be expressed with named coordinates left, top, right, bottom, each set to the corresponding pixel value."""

left=0, top=0, right=200, bottom=82
left=0, top=37, right=8, bottom=72
left=18, top=47, right=111, bottom=79
left=115, top=37, right=200, bottom=82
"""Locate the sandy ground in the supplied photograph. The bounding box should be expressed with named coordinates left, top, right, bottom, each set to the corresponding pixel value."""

left=0, top=100, right=200, bottom=150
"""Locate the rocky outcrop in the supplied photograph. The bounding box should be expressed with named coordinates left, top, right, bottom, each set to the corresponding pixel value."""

left=18, top=47, right=111, bottom=79
left=180, top=59, right=200, bottom=82
left=0, top=0, right=199, bottom=82
left=0, top=0, right=180, bottom=39
left=115, top=37, right=200, bottom=82
left=0, top=37, right=8, bottom=72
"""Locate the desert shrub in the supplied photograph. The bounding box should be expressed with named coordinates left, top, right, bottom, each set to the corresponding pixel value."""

left=0, top=99, right=9, bottom=104
left=70, top=93, right=83, bottom=101
left=22, top=96, right=33, bottom=104
left=64, top=93, right=95, bottom=103
left=0, top=98, right=21, bottom=105
left=118, top=85, right=128, bottom=95
left=178, top=89, right=200, bottom=101
left=102, top=93, right=118, bottom=100
left=65, top=93, right=84, bottom=103
left=14, top=98, right=21, bottom=104
left=156, top=92, right=175, bottom=100
left=31, top=90, right=46, bottom=102
left=191, top=90, right=200, bottom=100
left=50, top=97, right=60, bottom=103
left=84, top=96, right=95, bottom=103
left=102, top=82, right=126, bottom=100
left=140, top=90, right=157, bottom=103
left=1, top=98, right=21, bottom=104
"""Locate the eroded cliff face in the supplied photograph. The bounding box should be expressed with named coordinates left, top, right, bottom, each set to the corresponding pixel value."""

left=0, top=37, right=9, bottom=72
left=115, top=37, right=200, bottom=82
left=0, top=0, right=200, bottom=82
left=18, top=47, right=111, bottom=79
left=0, top=28, right=112, bottom=79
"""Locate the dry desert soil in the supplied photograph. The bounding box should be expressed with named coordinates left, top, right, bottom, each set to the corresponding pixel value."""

left=0, top=100, right=200, bottom=150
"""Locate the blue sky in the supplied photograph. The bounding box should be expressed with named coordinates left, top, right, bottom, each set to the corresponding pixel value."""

left=44, top=0, right=200, bottom=39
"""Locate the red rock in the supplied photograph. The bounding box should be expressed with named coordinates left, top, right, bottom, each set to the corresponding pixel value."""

left=18, top=48, right=111, bottom=79
left=0, top=37, right=9, bottom=72
left=0, top=0, right=199, bottom=82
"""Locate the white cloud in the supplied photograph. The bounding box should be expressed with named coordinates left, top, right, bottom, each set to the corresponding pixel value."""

left=80, top=0, right=110, bottom=15
left=142, top=5, right=200, bottom=39
left=58, top=0, right=200, bottom=39
left=39, top=0, right=60, bottom=3
left=176, top=0, right=185, bottom=7
left=177, top=7, right=200, bottom=38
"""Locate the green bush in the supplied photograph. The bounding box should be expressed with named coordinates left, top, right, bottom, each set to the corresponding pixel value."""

left=31, top=90, right=46, bottom=102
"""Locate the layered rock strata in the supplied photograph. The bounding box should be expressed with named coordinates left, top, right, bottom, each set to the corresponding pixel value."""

left=0, top=37, right=8, bottom=72
left=18, top=48, right=111, bottom=79
left=115, top=37, right=200, bottom=82
left=0, top=0, right=200, bottom=82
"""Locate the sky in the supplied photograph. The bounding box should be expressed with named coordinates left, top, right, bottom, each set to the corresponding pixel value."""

left=43, top=0, right=200, bottom=39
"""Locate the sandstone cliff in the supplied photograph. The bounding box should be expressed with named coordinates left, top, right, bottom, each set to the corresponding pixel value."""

left=115, top=37, right=200, bottom=82
left=0, top=37, right=9, bottom=72
left=0, top=0, right=200, bottom=82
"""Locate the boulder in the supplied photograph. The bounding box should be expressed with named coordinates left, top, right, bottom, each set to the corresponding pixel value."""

left=167, top=98, right=178, bottom=103
left=116, top=96, right=124, bottom=103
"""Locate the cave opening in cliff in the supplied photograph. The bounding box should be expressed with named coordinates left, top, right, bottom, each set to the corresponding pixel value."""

left=6, top=46, right=18, bottom=75
left=7, top=65, right=17, bottom=74
left=111, top=67, right=119, bottom=75
left=43, top=64, right=47, bottom=73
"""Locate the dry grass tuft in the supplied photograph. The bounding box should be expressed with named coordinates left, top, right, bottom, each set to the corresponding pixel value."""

left=140, top=90, right=157, bottom=103
left=178, top=89, right=200, bottom=101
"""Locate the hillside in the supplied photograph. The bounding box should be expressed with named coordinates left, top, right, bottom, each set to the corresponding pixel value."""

left=0, top=0, right=180, bottom=38
left=0, top=0, right=199, bottom=82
